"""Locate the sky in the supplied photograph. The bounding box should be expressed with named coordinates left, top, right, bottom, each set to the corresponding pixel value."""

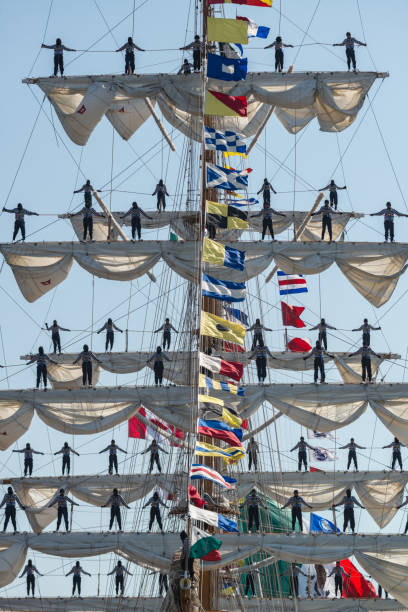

left=0, top=0, right=408, bottom=601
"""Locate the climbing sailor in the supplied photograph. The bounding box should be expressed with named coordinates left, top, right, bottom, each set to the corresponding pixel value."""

left=54, top=442, right=80, bottom=476
left=96, top=318, right=123, bottom=352
left=26, top=347, right=58, bottom=390
left=102, top=488, right=131, bottom=532
left=143, top=491, right=168, bottom=532
left=178, top=59, right=193, bottom=74
left=2, top=203, right=39, bottom=241
left=99, top=439, right=127, bottom=475
left=13, top=443, right=45, bottom=477
left=247, top=437, right=259, bottom=471
left=41, top=38, right=76, bottom=76
left=154, top=318, right=179, bottom=350
left=116, top=37, right=145, bottom=74
left=48, top=487, right=79, bottom=532
left=264, top=36, right=294, bottom=72
left=120, top=201, right=152, bottom=240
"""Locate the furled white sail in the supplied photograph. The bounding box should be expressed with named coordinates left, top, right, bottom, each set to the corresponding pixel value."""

left=0, top=475, right=182, bottom=534
left=63, top=210, right=361, bottom=243
left=218, top=598, right=405, bottom=611
left=19, top=351, right=397, bottom=388
left=23, top=72, right=385, bottom=144
left=0, top=387, right=197, bottom=449
left=0, top=598, right=162, bottom=612
left=1, top=241, right=406, bottom=306
left=20, top=352, right=198, bottom=388
left=236, top=471, right=407, bottom=528
left=1, top=533, right=408, bottom=604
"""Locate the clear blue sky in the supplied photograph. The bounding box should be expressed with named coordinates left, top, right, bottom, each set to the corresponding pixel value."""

left=0, top=0, right=408, bottom=600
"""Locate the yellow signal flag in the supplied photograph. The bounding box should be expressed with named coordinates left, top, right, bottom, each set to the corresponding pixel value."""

left=223, top=151, right=247, bottom=160
left=208, top=17, right=248, bottom=44
left=201, top=311, right=246, bottom=345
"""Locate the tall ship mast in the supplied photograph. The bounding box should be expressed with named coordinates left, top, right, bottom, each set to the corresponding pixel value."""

left=2, top=1, right=408, bottom=611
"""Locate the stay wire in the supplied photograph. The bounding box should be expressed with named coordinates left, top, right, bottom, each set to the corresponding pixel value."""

left=27, top=0, right=54, bottom=76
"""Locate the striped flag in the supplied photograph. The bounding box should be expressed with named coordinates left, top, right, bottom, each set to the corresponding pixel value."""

left=209, top=0, right=273, bottom=5
left=277, top=270, right=308, bottom=295
left=202, top=273, right=246, bottom=303
left=190, top=464, right=233, bottom=490
left=199, top=373, right=245, bottom=396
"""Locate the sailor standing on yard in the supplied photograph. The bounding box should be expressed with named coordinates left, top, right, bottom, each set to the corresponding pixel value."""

left=333, top=32, right=367, bottom=71
left=144, top=491, right=168, bottom=532
left=329, top=562, right=350, bottom=598
left=280, top=564, right=310, bottom=598
left=97, top=318, right=123, bottom=352
left=351, top=319, right=381, bottom=346
left=332, top=489, right=365, bottom=533
left=20, top=560, right=43, bottom=597
left=73, top=344, right=102, bottom=387
left=318, top=180, right=347, bottom=210
left=44, top=320, right=71, bottom=354
left=309, top=318, right=337, bottom=350
left=264, top=36, right=294, bottom=72
left=120, top=201, right=152, bottom=240
left=348, top=344, right=381, bottom=384
left=69, top=201, right=105, bottom=242
left=247, top=318, right=272, bottom=350
left=152, top=180, right=170, bottom=212
left=339, top=438, right=366, bottom=471
left=13, top=443, right=45, bottom=477
left=102, top=488, right=131, bottom=532
left=303, top=341, right=334, bottom=384
left=253, top=206, right=286, bottom=241
left=282, top=489, right=312, bottom=532
left=383, top=437, right=404, bottom=471
left=256, top=179, right=277, bottom=207
left=116, top=37, right=145, bottom=74
left=311, top=200, right=343, bottom=241
left=99, top=439, right=127, bottom=475
left=66, top=562, right=91, bottom=597
left=0, top=487, right=26, bottom=533
left=146, top=346, right=172, bottom=386
left=107, top=561, right=133, bottom=596
left=370, top=201, right=408, bottom=242
left=73, top=180, right=100, bottom=206
left=290, top=436, right=316, bottom=472
left=3, top=203, right=39, bottom=242
left=26, top=347, right=58, bottom=390
left=47, top=488, right=79, bottom=532
left=41, top=38, right=76, bottom=76
left=248, top=344, right=274, bottom=384
left=242, top=489, right=267, bottom=532
left=54, top=442, right=80, bottom=476
left=154, top=318, right=179, bottom=350
left=141, top=439, right=169, bottom=473
left=179, top=35, right=203, bottom=72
